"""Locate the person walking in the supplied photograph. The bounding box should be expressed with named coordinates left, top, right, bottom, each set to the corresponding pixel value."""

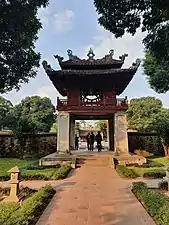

left=75, top=134, right=79, bottom=150
left=95, top=131, right=102, bottom=152
left=89, top=131, right=95, bottom=151
left=86, top=133, right=90, bottom=151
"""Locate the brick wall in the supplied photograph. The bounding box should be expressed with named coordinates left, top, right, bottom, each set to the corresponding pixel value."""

left=128, top=132, right=164, bottom=156
left=0, top=133, right=57, bottom=159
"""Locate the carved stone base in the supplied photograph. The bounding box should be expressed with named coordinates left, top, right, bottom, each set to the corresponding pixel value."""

left=3, top=195, right=19, bottom=203
left=39, top=152, right=76, bottom=169
left=114, top=154, right=146, bottom=166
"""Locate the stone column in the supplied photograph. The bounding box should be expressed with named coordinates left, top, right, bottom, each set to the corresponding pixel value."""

left=108, top=116, right=114, bottom=151
left=114, top=111, right=129, bottom=155
left=70, top=115, right=75, bottom=150
left=57, top=112, right=70, bottom=154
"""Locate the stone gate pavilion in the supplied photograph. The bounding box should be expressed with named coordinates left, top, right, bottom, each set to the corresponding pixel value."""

left=42, top=49, right=141, bottom=157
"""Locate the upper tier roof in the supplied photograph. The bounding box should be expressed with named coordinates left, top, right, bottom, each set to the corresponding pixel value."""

left=53, top=49, right=128, bottom=70
left=42, top=56, right=141, bottom=96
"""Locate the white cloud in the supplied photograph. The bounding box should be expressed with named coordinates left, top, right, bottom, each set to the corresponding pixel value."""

left=81, top=26, right=169, bottom=108
left=36, top=85, right=58, bottom=105
left=38, top=7, right=50, bottom=27
left=83, top=26, right=146, bottom=67
left=54, top=9, right=75, bottom=33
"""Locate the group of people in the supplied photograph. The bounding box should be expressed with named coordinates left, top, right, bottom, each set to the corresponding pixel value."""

left=74, top=131, right=103, bottom=152
left=86, top=131, right=102, bottom=152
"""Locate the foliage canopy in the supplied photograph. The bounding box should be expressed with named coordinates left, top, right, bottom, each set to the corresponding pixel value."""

left=0, top=0, right=49, bottom=93
left=0, top=97, right=13, bottom=130
left=94, top=0, right=169, bottom=93
left=9, top=96, right=55, bottom=138
left=126, top=97, right=162, bottom=132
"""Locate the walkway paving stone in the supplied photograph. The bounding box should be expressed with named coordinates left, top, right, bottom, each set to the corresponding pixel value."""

left=35, top=154, right=155, bottom=225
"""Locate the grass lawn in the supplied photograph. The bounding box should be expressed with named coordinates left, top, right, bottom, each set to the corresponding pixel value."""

left=132, top=167, right=165, bottom=176
left=150, top=157, right=169, bottom=166
left=0, top=158, right=36, bottom=176
left=0, top=158, right=71, bottom=181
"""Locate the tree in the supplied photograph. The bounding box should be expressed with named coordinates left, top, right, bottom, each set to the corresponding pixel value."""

left=94, top=0, right=169, bottom=93
left=0, top=96, right=13, bottom=130
left=126, top=97, right=162, bottom=132
left=95, top=120, right=107, bottom=139
left=9, top=96, right=55, bottom=133
left=50, top=119, right=58, bottom=133
left=94, top=0, right=169, bottom=38
left=75, top=122, right=80, bottom=135
left=0, top=0, right=49, bottom=94
left=143, top=52, right=169, bottom=93
left=153, top=108, right=169, bottom=156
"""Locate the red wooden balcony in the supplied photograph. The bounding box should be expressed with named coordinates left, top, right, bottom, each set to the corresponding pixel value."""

left=57, top=97, right=128, bottom=113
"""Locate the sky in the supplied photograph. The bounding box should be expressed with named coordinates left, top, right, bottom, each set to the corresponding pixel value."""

left=2, top=0, right=169, bottom=108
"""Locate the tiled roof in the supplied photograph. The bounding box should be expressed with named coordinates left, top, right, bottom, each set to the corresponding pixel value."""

left=49, top=68, right=137, bottom=76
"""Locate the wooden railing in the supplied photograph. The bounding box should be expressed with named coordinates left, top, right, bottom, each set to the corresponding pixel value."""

left=57, top=97, right=128, bottom=111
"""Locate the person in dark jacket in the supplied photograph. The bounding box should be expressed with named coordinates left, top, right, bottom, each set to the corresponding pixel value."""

left=86, top=133, right=90, bottom=151
left=95, top=131, right=102, bottom=152
left=75, top=134, right=79, bottom=150
left=89, top=131, right=95, bottom=151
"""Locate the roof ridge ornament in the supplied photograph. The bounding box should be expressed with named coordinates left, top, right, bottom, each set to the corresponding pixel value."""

left=67, top=49, right=80, bottom=60
left=109, top=49, right=114, bottom=58
left=87, top=48, right=95, bottom=60
left=102, top=49, right=114, bottom=61
left=42, top=60, right=53, bottom=72
left=119, top=53, right=128, bottom=62
left=54, top=55, right=64, bottom=62
left=130, top=58, right=141, bottom=69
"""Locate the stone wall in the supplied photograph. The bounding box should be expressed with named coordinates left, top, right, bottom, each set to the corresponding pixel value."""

left=128, top=132, right=164, bottom=156
left=0, top=133, right=57, bottom=159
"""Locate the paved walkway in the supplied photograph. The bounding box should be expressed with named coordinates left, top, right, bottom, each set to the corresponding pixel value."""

left=35, top=154, right=155, bottom=225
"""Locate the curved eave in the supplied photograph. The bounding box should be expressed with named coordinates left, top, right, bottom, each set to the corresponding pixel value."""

left=45, top=68, right=138, bottom=96
left=51, top=68, right=137, bottom=76
left=46, top=71, right=67, bottom=96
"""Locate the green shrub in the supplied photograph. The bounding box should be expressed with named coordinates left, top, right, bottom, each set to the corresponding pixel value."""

left=126, top=163, right=138, bottom=167
left=24, top=162, right=60, bottom=170
left=5, top=185, right=55, bottom=225
left=0, top=175, right=10, bottom=181
left=143, top=171, right=166, bottom=179
left=159, top=181, right=168, bottom=191
left=156, top=204, right=169, bottom=225
left=116, top=165, right=139, bottom=179
left=22, top=168, right=56, bottom=180
left=0, top=165, right=71, bottom=181
left=127, top=160, right=164, bottom=168
left=0, top=203, right=20, bottom=224
left=132, top=182, right=148, bottom=201
left=144, top=191, right=167, bottom=217
left=0, top=187, right=10, bottom=196
left=132, top=182, right=169, bottom=225
left=147, top=160, right=164, bottom=168
left=52, top=164, right=71, bottom=180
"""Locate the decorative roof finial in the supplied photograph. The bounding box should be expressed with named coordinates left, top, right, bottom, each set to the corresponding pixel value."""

left=42, top=60, right=53, bottom=72
left=109, top=49, right=114, bottom=58
left=87, top=48, right=95, bottom=60
left=67, top=49, right=79, bottom=60
left=119, top=53, right=128, bottom=62
left=54, top=55, right=64, bottom=62
left=136, top=58, right=142, bottom=67
left=130, top=58, right=141, bottom=69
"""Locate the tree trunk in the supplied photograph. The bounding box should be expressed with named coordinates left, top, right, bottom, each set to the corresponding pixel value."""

left=162, top=144, right=169, bottom=156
